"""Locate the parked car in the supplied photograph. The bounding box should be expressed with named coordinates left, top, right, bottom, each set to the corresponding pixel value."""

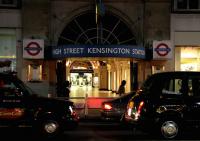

left=0, top=72, right=79, bottom=137
left=125, top=71, right=200, bottom=139
left=101, top=92, right=135, bottom=121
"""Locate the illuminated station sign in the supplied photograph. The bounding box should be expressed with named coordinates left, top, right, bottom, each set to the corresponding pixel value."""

left=52, top=45, right=145, bottom=59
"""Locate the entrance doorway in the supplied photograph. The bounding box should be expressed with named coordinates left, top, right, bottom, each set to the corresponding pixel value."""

left=55, top=11, right=141, bottom=97
left=61, top=59, right=134, bottom=97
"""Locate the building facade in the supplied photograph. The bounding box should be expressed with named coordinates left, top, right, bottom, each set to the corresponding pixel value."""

left=0, top=0, right=173, bottom=97
left=171, top=0, right=200, bottom=72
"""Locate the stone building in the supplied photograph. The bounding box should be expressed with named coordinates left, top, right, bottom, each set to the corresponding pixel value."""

left=0, top=0, right=174, bottom=97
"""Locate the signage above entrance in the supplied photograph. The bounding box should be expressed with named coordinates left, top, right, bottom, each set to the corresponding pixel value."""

left=52, top=45, right=145, bottom=59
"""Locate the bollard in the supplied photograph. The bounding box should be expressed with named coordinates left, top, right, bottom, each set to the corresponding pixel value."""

left=84, top=93, right=88, bottom=117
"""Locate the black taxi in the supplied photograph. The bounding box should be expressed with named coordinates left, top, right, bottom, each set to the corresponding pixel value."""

left=125, top=71, right=200, bottom=139
left=0, top=72, right=79, bottom=137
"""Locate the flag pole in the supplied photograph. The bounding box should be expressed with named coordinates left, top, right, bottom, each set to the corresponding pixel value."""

left=95, top=0, right=105, bottom=45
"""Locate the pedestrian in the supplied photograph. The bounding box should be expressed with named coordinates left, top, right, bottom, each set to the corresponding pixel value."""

left=117, top=80, right=126, bottom=96
left=63, top=80, right=71, bottom=99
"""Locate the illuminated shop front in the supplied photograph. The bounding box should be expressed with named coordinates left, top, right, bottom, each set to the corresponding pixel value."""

left=171, top=11, right=200, bottom=72
left=0, top=29, right=17, bottom=72
left=175, top=47, right=200, bottom=71
left=172, top=24, right=200, bottom=72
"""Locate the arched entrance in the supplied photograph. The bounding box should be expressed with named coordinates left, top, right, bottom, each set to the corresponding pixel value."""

left=55, top=11, right=140, bottom=97
left=58, top=12, right=136, bottom=45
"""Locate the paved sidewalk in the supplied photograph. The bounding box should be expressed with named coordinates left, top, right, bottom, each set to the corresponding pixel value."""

left=69, top=85, right=119, bottom=120
left=70, top=85, right=118, bottom=98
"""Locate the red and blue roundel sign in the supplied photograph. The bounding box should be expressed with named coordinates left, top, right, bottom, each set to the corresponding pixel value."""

left=153, top=41, right=172, bottom=59
left=23, top=39, right=44, bottom=59
left=154, top=43, right=171, bottom=56
left=25, top=42, right=42, bottom=56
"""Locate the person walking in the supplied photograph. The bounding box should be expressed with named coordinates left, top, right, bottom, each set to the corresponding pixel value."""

left=117, top=80, right=126, bottom=96
left=63, top=80, right=71, bottom=99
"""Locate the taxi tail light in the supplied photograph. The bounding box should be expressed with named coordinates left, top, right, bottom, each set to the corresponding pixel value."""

left=102, top=103, right=113, bottom=110
left=69, top=106, right=79, bottom=120
left=137, top=101, right=144, bottom=115
left=126, top=101, right=144, bottom=118
left=134, top=101, right=145, bottom=119
left=127, top=101, right=134, bottom=116
left=72, top=111, right=79, bottom=120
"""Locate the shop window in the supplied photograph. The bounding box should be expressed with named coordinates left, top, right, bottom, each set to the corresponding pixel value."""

left=179, top=47, right=200, bottom=71
left=152, top=66, right=165, bottom=74
left=0, top=60, right=12, bottom=72
left=28, top=64, right=42, bottom=82
left=0, top=33, right=16, bottom=72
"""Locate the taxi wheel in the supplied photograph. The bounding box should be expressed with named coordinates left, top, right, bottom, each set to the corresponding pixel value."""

left=40, top=119, right=61, bottom=137
left=159, top=120, right=179, bottom=139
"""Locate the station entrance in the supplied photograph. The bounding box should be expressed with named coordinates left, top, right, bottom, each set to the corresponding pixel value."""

left=55, top=58, right=142, bottom=98
left=54, top=11, right=145, bottom=97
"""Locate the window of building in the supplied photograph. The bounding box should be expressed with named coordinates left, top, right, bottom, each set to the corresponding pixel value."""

left=152, top=66, right=165, bottom=74
left=2, top=0, right=13, bottom=4
left=173, top=0, right=200, bottom=12
left=0, top=0, right=21, bottom=8
left=28, top=64, right=42, bottom=82
left=58, top=12, right=137, bottom=45
left=189, top=0, right=199, bottom=9
left=177, top=0, right=187, bottom=9
left=175, top=47, right=200, bottom=71
left=0, top=30, right=16, bottom=72
left=181, top=47, right=200, bottom=71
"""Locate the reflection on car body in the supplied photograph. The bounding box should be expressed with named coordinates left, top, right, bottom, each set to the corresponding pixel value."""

left=100, top=91, right=135, bottom=121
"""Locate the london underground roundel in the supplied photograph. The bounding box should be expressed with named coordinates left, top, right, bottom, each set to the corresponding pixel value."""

left=23, top=39, right=44, bottom=59
left=153, top=40, right=172, bottom=59
left=154, top=43, right=171, bottom=56
left=25, top=42, right=42, bottom=56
